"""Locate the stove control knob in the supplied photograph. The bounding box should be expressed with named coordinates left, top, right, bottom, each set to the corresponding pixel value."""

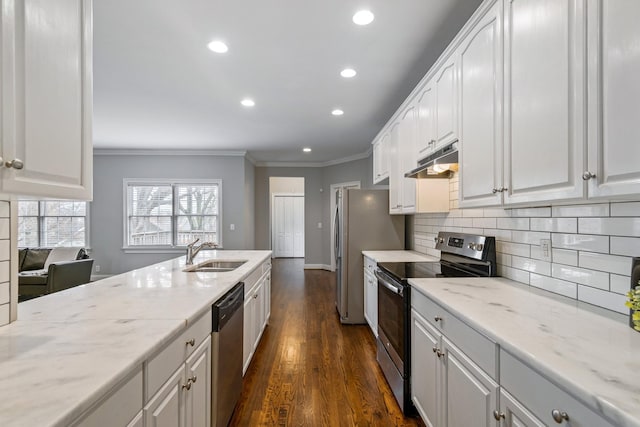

left=476, top=243, right=484, bottom=251
left=468, top=242, right=476, bottom=250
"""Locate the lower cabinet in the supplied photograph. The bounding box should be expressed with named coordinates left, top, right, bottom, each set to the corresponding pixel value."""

left=126, top=411, right=144, bottom=427
left=144, top=336, right=212, bottom=427
left=243, top=264, right=272, bottom=374
left=363, top=256, right=378, bottom=337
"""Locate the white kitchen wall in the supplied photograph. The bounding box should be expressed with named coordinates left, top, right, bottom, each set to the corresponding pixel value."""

left=412, top=174, right=639, bottom=314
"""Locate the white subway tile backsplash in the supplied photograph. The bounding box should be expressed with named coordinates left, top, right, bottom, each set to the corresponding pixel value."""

left=485, top=228, right=512, bottom=241
left=551, top=264, right=609, bottom=290
left=500, top=266, right=530, bottom=284
left=497, top=253, right=512, bottom=267
left=496, top=241, right=531, bottom=257
left=579, top=218, right=640, bottom=237
left=510, top=207, right=551, bottom=217
left=483, top=208, right=511, bottom=218
left=530, top=273, right=577, bottom=298
left=0, top=219, right=9, bottom=240
left=496, top=218, right=530, bottom=230
left=551, top=233, right=609, bottom=253
left=578, top=285, right=627, bottom=314
left=0, top=240, right=9, bottom=261
left=579, top=252, right=632, bottom=276
left=473, top=218, right=497, bottom=229
left=0, top=202, right=9, bottom=218
left=0, top=282, right=9, bottom=304
left=0, top=261, right=8, bottom=283
left=530, top=246, right=545, bottom=261
left=611, top=202, right=640, bottom=217
left=530, top=218, right=577, bottom=233
left=453, top=218, right=474, bottom=227
left=512, top=256, right=551, bottom=276
left=610, top=237, right=640, bottom=257
left=551, top=248, right=578, bottom=266
left=512, top=231, right=551, bottom=245
left=462, top=209, right=484, bottom=218
left=552, top=204, right=609, bottom=217
left=0, top=303, right=9, bottom=327
left=611, top=274, right=632, bottom=295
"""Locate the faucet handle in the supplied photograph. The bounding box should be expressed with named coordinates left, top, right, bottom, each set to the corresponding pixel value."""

left=187, top=238, right=200, bottom=248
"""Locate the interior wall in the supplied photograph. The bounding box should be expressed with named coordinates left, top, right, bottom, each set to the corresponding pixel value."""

left=270, top=177, right=304, bottom=194
left=409, top=173, right=639, bottom=315
left=244, top=158, right=256, bottom=249
left=91, top=154, right=253, bottom=275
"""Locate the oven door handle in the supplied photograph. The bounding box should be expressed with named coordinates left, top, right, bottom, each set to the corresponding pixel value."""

left=375, top=269, right=404, bottom=296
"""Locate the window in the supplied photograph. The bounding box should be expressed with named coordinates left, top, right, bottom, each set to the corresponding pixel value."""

left=125, top=180, right=221, bottom=248
left=18, top=200, right=88, bottom=247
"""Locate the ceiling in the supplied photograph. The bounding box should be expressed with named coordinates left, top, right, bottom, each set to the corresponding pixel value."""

left=93, top=0, right=483, bottom=164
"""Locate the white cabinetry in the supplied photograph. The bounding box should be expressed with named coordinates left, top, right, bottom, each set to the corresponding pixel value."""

left=458, top=1, right=504, bottom=208
left=363, top=256, right=377, bottom=337
left=434, top=57, right=459, bottom=149
left=0, top=0, right=92, bottom=200
left=388, top=123, right=402, bottom=214
left=502, top=0, right=586, bottom=205
left=243, top=261, right=272, bottom=374
left=586, top=0, right=640, bottom=198
left=373, top=132, right=390, bottom=184
left=399, top=106, right=417, bottom=213
left=416, top=85, right=436, bottom=159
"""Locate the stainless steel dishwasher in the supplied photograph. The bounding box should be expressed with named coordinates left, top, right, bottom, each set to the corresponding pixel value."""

left=211, top=282, right=244, bottom=427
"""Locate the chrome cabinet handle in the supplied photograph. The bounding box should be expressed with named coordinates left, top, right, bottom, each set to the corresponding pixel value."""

left=582, top=171, right=596, bottom=181
left=551, top=410, right=569, bottom=423
left=190, top=375, right=197, bottom=383
left=186, top=338, right=195, bottom=347
left=434, top=316, right=443, bottom=322
left=5, top=159, right=23, bottom=169
left=182, top=379, right=192, bottom=391
left=254, top=293, right=258, bottom=299
left=432, top=347, right=438, bottom=353
left=493, top=410, right=505, bottom=421
left=436, top=349, right=445, bottom=358
left=492, top=188, right=499, bottom=194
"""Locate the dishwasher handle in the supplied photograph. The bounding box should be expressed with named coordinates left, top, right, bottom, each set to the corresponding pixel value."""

left=212, top=282, right=244, bottom=332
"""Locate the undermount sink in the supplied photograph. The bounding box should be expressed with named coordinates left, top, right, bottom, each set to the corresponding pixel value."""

left=184, top=260, right=248, bottom=273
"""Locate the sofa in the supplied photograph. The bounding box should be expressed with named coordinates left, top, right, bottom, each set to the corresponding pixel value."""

left=18, top=247, right=94, bottom=301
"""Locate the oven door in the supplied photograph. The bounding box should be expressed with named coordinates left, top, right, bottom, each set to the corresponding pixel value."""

left=375, top=268, right=407, bottom=376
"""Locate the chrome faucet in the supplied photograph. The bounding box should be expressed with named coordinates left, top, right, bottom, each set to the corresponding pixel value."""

left=185, top=238, right=218, bottom=265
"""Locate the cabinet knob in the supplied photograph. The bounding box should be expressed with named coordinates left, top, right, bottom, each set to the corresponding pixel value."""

left=186, top=338, right=195, bottom=347
left=434, top=316, right=443, bottom=322
left=493, top=410, right=505, bottom=420
left=182, top=379, right=192, bottom=391
left=190, top=375, right=197, bottom=383
left=492, top=188, right=499, bottom=194
left=582, top=171, right=596, bottom=181
left=551, top=409, right=569, bottom=423
left=501, top=187, right=508, bottom=193
left=436, top=349, right=445, bottom=358
left=432, top=347, right=438, bottom=353
left=5, top=159, right=23, bottom=170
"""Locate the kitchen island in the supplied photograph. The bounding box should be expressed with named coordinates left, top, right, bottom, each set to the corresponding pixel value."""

left=0, top=250, right=271, bottom=427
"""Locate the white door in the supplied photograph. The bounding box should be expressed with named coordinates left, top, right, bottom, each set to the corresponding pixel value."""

left=458, top=2, right=504, bottom=208
left=273, top=195, right=304, bottom=258
left=503, top=0, right=586, bottom=205
left=587, top=0, right=640, bottom=198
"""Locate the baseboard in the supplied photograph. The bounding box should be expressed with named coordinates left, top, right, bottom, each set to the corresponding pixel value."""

left=91, top=274, right=114, bottom=281
left=303, top=264, right=333, bottom=271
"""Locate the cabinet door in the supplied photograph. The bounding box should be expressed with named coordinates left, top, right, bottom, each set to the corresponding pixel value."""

left=499, top=389, right=545, bottom=427
left=242, top=295, right=254, bottom=374
left=145, top=366, right=185, bottom=427
left=416, top=85, right=436, bottom=159
left=373, top=140, right=383, bottom=183
left=411, top=309, right=441, bottom=427
left=1, top=0, right=92, bottom=200
left=388, top=122, right=402, bottom=214
left=185, top=337, right=211, bottom=427
left=126, top=411, right=144, bottom=427
left=400, top=106, right=417, bottom=213
left=458, top=2, right=504, bottom=208
left=443, top=337, right=498, bottom=427
left=263, top=273, right=271, bottom=323
left=363, top=270, right=377, bottom=337
left=435, top=57, right=458, bottom=147
left=503, top=0, right=586, bottom=205
left=587, top=0, right=640, bottom=198
left=253, top=280, right=265, bottom=349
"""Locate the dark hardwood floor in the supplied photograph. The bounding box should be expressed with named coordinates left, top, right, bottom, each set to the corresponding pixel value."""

left=230, top=258, right=425, bottom=427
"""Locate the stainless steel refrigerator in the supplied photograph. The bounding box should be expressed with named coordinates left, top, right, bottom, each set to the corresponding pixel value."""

left=334, top=189, right=405, bottom=324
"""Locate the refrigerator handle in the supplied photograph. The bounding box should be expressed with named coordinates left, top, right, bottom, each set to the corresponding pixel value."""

left=334, top=205, right=339, bottom=262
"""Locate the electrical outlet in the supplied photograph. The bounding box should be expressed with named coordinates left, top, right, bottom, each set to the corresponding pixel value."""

left=540, top=239, right=552, bottom=262
left=230, top=224, right=235, bottom=231
left=317, top=222, right=322, bottom=229
left=95, top=265, right=101, bottom=273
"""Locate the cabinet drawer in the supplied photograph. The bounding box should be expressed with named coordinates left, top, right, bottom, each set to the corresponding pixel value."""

left=411, top=289, right=497, bottom=378
left=243, top=267, right=263, bottom=298
left=73, top=366, right=143, bottom=427
left=364, top=256, right=377, bottom=274
left=145, top=310, right=211, bottom=400
left=262, top=259, right=272, bottom=275
left=500, top=350, right=616, bottom=427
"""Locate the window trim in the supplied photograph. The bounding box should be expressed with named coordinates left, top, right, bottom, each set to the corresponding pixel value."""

left=17, top=200, right=91, bottom=249
left=122, top=178, right=223, bottom=253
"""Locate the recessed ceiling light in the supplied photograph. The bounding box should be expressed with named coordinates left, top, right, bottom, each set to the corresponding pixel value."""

left=207, top=40, right=228, bottom=53
left=303, top=148, right=312, bottom=153
left=331, top=109, right=344, bottom=116
left=241, top=98, right=255, bottom=107
left=352, top=10, right=374, bottom=26
left=340, top=68, right=357, bottom=78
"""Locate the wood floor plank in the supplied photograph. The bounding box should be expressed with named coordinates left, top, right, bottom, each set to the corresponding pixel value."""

left=230, top=259, right=424, bottom=427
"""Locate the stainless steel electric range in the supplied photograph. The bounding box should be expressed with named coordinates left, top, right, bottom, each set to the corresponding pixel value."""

left=374, top=232, right=497, bottom=415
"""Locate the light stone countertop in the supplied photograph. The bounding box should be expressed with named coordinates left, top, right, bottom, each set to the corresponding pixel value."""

left=362, top=250, right=439, bottom=263
left=0, top=250, right=271, bottom=427
left=410, top=277, right=640, bottom=427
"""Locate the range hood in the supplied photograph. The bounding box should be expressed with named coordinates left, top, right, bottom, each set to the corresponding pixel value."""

left=405, top=140, right=459, bottom=179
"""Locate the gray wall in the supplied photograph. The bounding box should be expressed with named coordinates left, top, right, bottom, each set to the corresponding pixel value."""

left=91, top=154, right=254, bottom=274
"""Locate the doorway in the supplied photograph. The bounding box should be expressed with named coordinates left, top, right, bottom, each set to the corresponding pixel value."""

left=329, top=181, right=360, bottom=271
left=269, top=177, right=305, bottom=258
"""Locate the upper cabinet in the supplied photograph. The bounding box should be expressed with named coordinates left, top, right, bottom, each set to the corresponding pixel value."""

left=0, top=0, right=93, bottom=200
left=388, top=122, right=402, bottom=214
left=458, top=1, right=503, bottom=208
left=416, top=85, right=435, bottom=160
left=503, top=0, right=586, bottom=205
left=586, top=0, right=640, bottom=198
left=373, top=132, right=390, bottom=184
left=399, top=105, right=417, bottom=213
left=434, top=56, right=458, bottom=149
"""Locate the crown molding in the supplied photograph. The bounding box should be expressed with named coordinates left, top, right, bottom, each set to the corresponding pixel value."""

left=94, top=148, right=248, bottom=157
left=254, top=147, right=372, bottom=168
